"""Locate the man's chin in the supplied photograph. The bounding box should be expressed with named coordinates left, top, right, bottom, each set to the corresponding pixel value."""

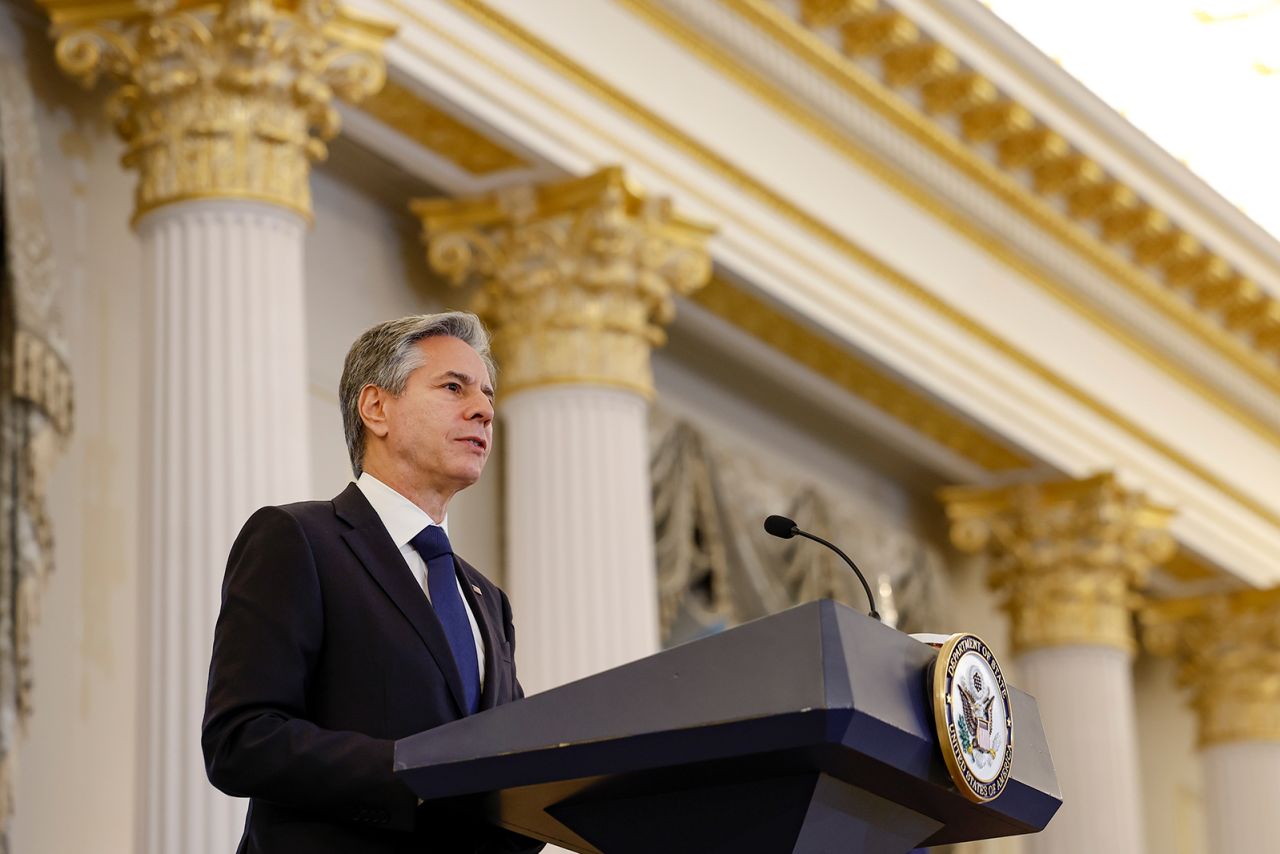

left=449, top=463, right=487, bottom=491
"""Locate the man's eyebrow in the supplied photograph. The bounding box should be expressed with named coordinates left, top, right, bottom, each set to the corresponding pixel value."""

left=441, top=370, right=496, bottom=399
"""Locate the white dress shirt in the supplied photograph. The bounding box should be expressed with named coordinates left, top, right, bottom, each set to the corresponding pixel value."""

left=355, top=472, right=486, bottom=688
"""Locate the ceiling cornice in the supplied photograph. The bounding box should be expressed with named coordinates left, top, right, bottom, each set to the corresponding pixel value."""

left=727, top=0, right=1280, bottom=394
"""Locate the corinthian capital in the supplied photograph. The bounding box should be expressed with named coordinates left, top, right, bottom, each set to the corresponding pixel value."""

left=412, top=167, right=715, bottom=398
left=939, top=473, right=1176, bottom=654
left=39, top=0, right=394, bottom=220
left=1142, top=587, right=1280, bottom=747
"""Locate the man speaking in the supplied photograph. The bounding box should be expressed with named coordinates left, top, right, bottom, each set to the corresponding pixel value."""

left=203, top=313, right=543, bottom=854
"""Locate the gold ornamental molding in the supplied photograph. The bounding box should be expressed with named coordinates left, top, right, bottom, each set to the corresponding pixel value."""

left=1142, top=587, right=1280, bottom=747
left=940, top=473, right=1177, bottom=655
left=359, top=79, right=528, bottom=176
left=38, top=0, right=396, bottom=221
left=726, top=0, right=1280, bottom=390
left=412, top=166, right=715, bottom=398
left=693, top=277, right=1029, bottom=472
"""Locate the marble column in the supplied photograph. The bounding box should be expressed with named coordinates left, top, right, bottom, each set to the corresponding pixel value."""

left=940, top=473, right=1176, bottom=854
left=40, top=2, right=391, bottom=851
left=1142, top=587, right=1280, bottom=853
left=415, top=168, right=714, bottom=692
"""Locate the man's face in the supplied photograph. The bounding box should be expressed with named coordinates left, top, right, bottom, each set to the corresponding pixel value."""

left=379, top=335, right=495, bottom=497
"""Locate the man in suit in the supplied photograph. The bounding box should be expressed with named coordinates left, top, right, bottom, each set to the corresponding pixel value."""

left=203, top=312, right=544, bottom=854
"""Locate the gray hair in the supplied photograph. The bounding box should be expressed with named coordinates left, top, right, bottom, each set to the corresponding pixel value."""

left=339, top=311, right=496, bottom=477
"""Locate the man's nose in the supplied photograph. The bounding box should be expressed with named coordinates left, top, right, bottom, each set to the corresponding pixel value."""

left=468, top=392, right=494, bottom=421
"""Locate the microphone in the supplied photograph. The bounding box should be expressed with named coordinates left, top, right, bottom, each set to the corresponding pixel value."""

left=763, top=515, right=881, bottom=621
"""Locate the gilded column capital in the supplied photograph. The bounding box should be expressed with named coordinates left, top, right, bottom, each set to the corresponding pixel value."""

left=1142, top=587, right=1280, bottom=747
left=412, top=167, right=715, bottom=398
left=939, top=473, right=1176, bottom=655
left=39, top=0, right=395, bottom=221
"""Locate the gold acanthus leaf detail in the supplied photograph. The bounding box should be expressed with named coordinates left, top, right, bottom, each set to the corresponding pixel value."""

left=43, top=0, right=395, bottom=220
left=940, top=473, right=1176, bottom=655
left=413, top=167, right=715, bottom=399
left=1142, top=588, right=1280, bottom=747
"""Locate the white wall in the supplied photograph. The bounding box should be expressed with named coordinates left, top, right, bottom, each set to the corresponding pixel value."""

left=7, top=7, right=144, bottom=851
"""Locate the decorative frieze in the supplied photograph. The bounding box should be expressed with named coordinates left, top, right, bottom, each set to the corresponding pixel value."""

left=413, top=166, right=715, bottom=398
left=940, top=473, right=1176, bottom=654
left=40, top=0, right=393, bottom=220
left=1142, top=587, right=1280, bottom=747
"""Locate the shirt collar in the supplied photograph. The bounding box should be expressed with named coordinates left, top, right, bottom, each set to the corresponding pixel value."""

left=355, top=472, right=444, bottom=548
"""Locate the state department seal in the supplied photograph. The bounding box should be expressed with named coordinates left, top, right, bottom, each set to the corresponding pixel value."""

left=930, top=633, right=1014, bottom=803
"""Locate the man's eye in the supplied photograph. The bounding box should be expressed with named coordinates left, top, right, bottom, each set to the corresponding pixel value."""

left=444, top=383, right=461, bottom=392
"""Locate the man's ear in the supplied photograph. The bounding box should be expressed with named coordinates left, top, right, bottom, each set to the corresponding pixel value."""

left=357, top=384, right=391, bottom=439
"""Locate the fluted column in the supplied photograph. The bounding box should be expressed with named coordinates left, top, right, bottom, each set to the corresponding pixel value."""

left=40, top=2, right=391, bottom=851
left=940, top=473, right=1175, bottom=854
left=139, top=202, right=312, bottom=853
left=1142, top=588, right=1280, bottom=853
left=415, top=168, right=714, bottom=692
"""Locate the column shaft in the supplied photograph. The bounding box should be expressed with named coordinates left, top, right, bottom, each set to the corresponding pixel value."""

left=1142, top=586, right=1280, bottom=854
left=139, top=200, right=310, bottom=854
left=1203, top=742, right=1280, bottom=852
left=504, top=386, right=659, bottom=692
left=1019, top=646, right=1145, bottom=854
left=941, top=474, right=1175, bottom=854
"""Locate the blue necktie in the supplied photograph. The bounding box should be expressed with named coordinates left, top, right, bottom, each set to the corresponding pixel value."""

left=410, top=525, right=480, bottom=715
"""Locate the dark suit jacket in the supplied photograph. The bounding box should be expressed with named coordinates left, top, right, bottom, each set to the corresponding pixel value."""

left=203, top=483, right=543, bottom=854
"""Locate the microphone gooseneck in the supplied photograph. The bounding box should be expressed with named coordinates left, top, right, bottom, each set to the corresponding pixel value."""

left=763, top=515, right=881, bottom=621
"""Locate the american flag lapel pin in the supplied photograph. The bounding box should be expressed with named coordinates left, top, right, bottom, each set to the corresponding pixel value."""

left=471, top=584, right=483, bottom=596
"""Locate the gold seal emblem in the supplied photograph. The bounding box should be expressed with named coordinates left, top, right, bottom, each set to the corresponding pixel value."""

left=930, top=633, right=1014, bottom=802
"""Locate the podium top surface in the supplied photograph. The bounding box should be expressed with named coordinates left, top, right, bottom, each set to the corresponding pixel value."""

left=396, top=600, right=1061, bottom=848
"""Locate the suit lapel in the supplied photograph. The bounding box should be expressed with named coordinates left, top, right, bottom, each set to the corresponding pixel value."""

left=334, top=484, right=468, bottom=718
left=457, top=558, right=502, bottom=711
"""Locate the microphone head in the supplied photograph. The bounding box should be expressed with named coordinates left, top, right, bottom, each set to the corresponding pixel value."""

left=763, top=515, right=798, bottom=539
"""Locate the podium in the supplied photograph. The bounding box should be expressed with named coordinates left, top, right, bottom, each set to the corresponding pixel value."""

left=395, top=600, right=1061, bottom=853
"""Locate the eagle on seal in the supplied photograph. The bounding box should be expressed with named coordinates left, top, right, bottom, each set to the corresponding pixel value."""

left=958, top=669, right=997, bottom=756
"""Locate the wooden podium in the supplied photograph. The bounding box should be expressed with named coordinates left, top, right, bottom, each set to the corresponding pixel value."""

left=395, top=600, right=1061, bottom=853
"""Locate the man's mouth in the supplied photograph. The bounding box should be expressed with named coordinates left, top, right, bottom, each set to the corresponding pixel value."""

left=459, top=437, right=487, bottom=451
